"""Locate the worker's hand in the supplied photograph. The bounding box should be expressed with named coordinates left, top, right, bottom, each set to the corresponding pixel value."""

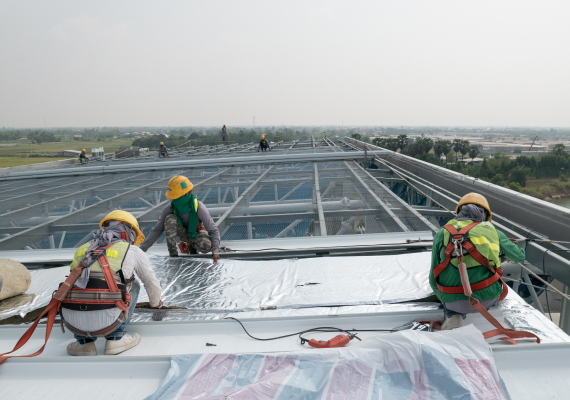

left=150, top=300, right=163, bottom=309
left=509, top=238, right=516, bottom=243
left=212, top=253, right=221, bottom=264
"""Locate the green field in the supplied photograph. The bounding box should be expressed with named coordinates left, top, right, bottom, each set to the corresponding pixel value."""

left=0, top=139, right=133, bottom=168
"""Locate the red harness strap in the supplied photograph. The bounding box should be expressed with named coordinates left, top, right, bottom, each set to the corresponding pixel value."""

left=62, top=246, right=130, bottom=312
left=433, top=222, right=504, bottom=298
left=435, top=222, right=539, bottom=344
left=0, top=266, right=84, bottom=366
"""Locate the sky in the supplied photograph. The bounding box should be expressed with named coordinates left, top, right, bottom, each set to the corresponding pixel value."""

left=1, top=0, right=569, bottom=128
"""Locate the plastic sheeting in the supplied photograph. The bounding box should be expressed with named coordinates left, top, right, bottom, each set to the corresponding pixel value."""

left=146, top=325, right=510, bottom=400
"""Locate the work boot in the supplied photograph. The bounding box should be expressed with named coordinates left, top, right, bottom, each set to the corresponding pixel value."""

left=104, top=333, right=141, bottom=355
left=67, top=340, right=97, bottom=356
left=442, top=315, right=464, bottom=330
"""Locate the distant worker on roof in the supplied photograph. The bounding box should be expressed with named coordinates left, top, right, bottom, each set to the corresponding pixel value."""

left=139, top=175, right=221, bottom=263
left=258, top=135, right=270, bottom=152
left=429, top=193, right=525, bottom=330
left=79, top=149, right=90, bottom=165
left=159, top=142, right=169, bottom=158
left=63, top=210, right=163, bottom=357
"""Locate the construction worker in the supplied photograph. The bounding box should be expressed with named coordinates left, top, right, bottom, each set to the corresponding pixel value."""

left=258, top=135, right=270, bottom=152
left=430, top=193, right=525, bottom=330
left=222, top=125, right=227, bottom=143
left=159, top=142, right=169, bottom=158
left=139, top=175, right=221, bottom=262
left=79, top=149, right=90, bottom=164
left=62, top=210, right=163, bottom=356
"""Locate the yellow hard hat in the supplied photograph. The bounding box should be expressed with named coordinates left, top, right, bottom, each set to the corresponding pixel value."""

left=160, top=142, right=164, bottom=145
left=456, top=193, right=492, bottom=221
left=82, top=149, right=86, bottom=152
left=261, top=135, right=265, bottom=140
left=99, top=210, right=145, bottom=245
left=166, top=175, right=193, bottom=200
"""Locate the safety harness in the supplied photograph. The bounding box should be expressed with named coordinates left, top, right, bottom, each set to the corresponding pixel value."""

left=434, top=222, right=540, bottom=345
left=60, top=244, right=131, bottom=337
left=0, top=243, right=131, bottom=365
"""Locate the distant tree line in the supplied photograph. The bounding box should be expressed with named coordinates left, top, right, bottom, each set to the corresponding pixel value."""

left=0, top=130, right=62, bottom=144
left=366, top=134, right=570, bottom=193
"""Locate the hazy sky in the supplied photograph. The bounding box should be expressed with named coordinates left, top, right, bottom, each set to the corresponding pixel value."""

left=1, top=1, right=569, bottom=128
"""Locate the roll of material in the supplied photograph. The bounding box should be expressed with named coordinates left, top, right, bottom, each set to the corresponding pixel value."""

left=0, top=259, right=32, bottom=301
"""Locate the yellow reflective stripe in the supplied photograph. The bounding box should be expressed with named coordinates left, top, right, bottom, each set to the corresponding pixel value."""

left=77, top=248, right=86, bottom=257
left=106, top=249, right=120, bottom=258
left=470, top=236, right=500, bottom=252
left=194, top=198, right=198, bottom=212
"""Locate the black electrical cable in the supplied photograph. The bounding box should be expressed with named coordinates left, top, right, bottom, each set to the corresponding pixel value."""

left=224, top=317, right=394, bottom=344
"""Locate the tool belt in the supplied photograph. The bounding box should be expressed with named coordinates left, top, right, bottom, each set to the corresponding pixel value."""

left=434, top=222, right=540, bottom=345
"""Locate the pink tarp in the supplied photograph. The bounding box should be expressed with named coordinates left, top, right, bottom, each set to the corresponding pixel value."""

left=147, top=325, right=510, bottom=400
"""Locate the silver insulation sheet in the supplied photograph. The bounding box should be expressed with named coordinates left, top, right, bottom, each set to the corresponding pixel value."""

left=136, top=253, right=434, bottom=310
left=0, top=252, right=568, bottom=344
left=0, top=266, right=68, bottom=320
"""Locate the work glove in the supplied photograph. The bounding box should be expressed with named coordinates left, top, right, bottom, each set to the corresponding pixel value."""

left=178, top=242, right=191, bottom=254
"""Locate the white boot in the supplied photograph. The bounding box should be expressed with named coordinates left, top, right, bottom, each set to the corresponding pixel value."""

left=67, top=340, right=97, bottom=356
left=104, top=333, right=141, bottom=355
left=442, top=315, right=464, bottom=330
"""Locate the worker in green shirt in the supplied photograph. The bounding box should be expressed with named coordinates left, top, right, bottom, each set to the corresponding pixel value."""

left=429, top=193, right=525, bottom=330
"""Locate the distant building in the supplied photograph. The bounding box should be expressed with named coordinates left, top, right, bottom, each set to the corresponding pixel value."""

left=521, top=151, right=547, bottom=157
left=459, top=157, right=484, bottom=165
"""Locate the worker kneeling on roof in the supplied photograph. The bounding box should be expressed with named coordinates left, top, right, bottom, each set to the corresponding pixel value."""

left=159, top=141, right=169, bottom=158
left=62, top=210, right=163, bottom=356
left=430, top=193, right=525, bottom=330
left=258, top=135, right=270, bottom=152
left=139, top=175, right=221, bottom=263
left=79, top=149, right=90, bottom=165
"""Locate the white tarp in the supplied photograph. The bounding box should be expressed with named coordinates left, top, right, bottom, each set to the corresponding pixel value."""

left=146, top=325, right=510, bottom=400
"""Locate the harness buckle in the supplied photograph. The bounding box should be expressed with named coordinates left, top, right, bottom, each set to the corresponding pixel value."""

left=451, top=236, right=465, bottom=260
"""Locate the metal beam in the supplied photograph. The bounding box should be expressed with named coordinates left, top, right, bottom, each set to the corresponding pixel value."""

left=0, top=172, right=147, bottom=226
left=215, top=166, right=274, bottom=232
left=313, top=162, right=327, bottom=236
left=135, top=168, right=230, bottom=221
left=0, top=169, right=224, bottom=250
left=343, top=161, right=409, bottom=232
left=0, top=152, right=369, bottom=181
left=0, top=174, right=114, bottom=210
left=352, top=162, right=439, bottom=232
left=225, top=209, right=382, bottom=224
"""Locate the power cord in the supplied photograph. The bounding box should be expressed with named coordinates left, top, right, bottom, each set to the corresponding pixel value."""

left=224, top=317, right=394, bottom=344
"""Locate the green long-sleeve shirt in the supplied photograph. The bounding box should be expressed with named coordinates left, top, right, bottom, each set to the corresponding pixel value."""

left=429, top=223, right=525, bottom=303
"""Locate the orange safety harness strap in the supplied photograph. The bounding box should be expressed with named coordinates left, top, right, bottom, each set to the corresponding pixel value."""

left=0, top=266, right=83, bottom=366
left=433, top=222, right=505, bottom=296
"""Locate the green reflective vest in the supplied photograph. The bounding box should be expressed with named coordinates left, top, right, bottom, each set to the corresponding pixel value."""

left=70, top=241, right=130, bottom=277
left=443, top=219, right=501, bottom=269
